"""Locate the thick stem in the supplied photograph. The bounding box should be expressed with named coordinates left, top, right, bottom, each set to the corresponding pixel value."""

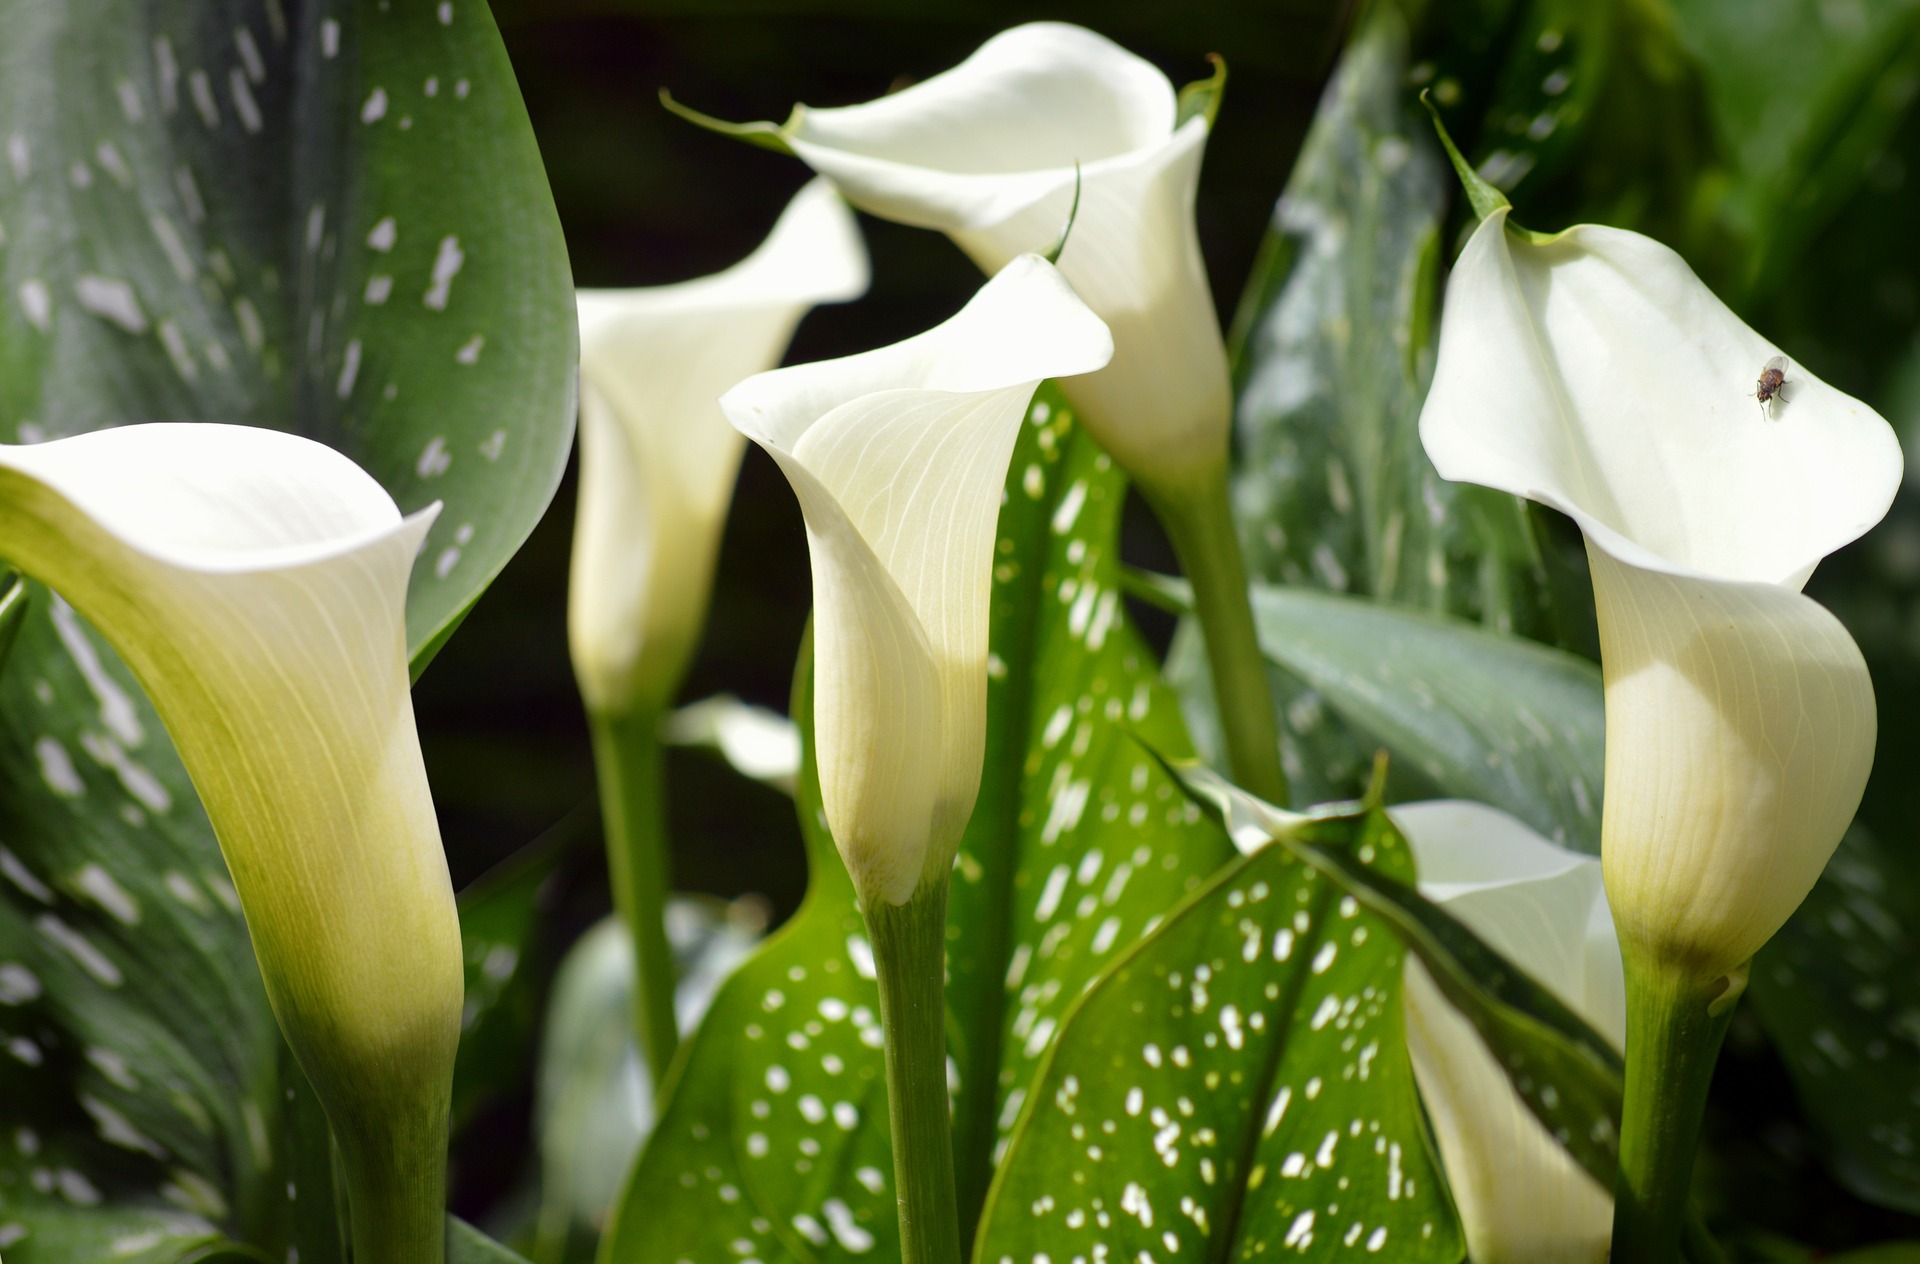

left=866, top=883, right=963, bottom=1264
left=1146, top=464, right=1291, bottom=807
left=335, top=1098, right=448, bottom=1264
left=589, top=707, right=681, bottom=1089
left=1610, top=956, right=1736, bottom=1264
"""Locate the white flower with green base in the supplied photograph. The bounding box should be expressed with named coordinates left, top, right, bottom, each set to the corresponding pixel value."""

left=722, top=254, right=1112, bottom=1264
left=1393, top=800, right=1624, bottom=1264
left=671, top=21, right=1288, bottom=810
left=0, top=424, right=461, bottom=1264
left=1418, top=184, right=1900, bottom=1260
left=570, top=178, right=868, bottom=1085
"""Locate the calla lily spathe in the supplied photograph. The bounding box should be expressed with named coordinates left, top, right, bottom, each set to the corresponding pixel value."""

left=571, top=178, right=869, bottom=715
left=1419, top=208, right=1901, bottom=983
left=0, top=424, right=460, bottom=1249
left=769, top=22, right=1229, bottom=498
left=1393, top=801, right=1624, bottom=1264
left=721, top=255, right=1112, bottom=905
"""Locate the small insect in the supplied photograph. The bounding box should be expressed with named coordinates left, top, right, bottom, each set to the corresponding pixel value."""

left=1753, top=355, right=1789, bottom=417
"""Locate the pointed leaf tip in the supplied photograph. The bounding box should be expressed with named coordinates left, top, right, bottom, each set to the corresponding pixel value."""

left=658, top=88, right=796, bottom=155
left=1041, top=162, right=1083, bottom=265
left=1177, top=53, right=1228, bottom=128
left=1419, top=88, right=1510, bottom=224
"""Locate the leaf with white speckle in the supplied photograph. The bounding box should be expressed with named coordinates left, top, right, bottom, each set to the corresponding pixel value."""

left=1751, top=825, right=1920, bottom=1214
left=976, top=792, right=1464, bottom=1263
left=947, top=390, right=1235, bottom=1223
left=600, top=638, right=897, bottom=1264
left=1242, top=583, right=1604, bottom=856
left=602, top=390, right=1234, bottom=1261
left=0, top=2, right=574, bottom=1259
left=1173, top=8, right=1577, bottom=808
left=1168, top=759, right=1625, bottom=1194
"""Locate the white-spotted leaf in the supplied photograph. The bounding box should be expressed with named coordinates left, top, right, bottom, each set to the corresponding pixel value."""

left=601, top=389, right=1235, bottom=1262
left=976, top=796, right=1463, bottom=1263
left=1173, top=8, right=1570, bottom=806
left=0, top=3, right=574, bottom=1259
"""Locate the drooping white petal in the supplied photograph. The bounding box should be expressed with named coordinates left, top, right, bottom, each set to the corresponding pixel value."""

left=0, top=423, right=461, bottom=1127
left=570, top=179, right=869, bottom=713
left=1420, top=207, right=1902, bottom=586
left=723, top=255, right=1112, bottom=903
left=1587, top=545, right=1877, bottom=978
left=782, top=22, right=1230, bottom=494
left=1392, top=800, right=1622, bottom=1264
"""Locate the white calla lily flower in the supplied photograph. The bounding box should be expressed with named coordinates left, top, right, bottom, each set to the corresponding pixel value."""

left=772, top=22, right=1229, bottom=497
left=1419, top=207, right=1901, bottom=981
left=571, top=178, right=868, bottom=715
left=722, top=254, right=1112, bottom=905
left=1393, top=801, right=1624, bottom=1264
left=0, top=423, right=460, bottom=1254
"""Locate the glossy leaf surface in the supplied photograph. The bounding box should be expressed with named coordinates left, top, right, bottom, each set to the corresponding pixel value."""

left=1169, top=761, right=1624, bottom=1193
left=1750, top=826, right=1920, bottom=1214
left=976, top=791, right=1461, bottom=1263
left=1245, top=583, right=1605, bottom=856
left=1180, top=8, right=1563, bottom=807
left=0, top=2, right=574, bottom=1258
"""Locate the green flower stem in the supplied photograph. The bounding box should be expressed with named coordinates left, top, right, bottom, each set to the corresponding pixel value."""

left=1611, top=955, right=1737, bottom=1264
left=866, top=881, right=963, bottom=1264
left=589, top=707, right=681, bottom=1088
left=334, top=1097, right=449, bottom=1264
left=1146, top=463, right=1291, bottom=807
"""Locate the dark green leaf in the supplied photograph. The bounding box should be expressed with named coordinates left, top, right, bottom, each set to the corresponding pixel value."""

left=0, top=1, right=574, bottom=1254
left=454, top=821, right=578, bottom=1132
left=1246, top=582, right=1605, bottom=855
left=1165, top=759, right=1623, bottom=1190
left=977, top=791, right=1463, bottom=1263
left=1826, top=1246, right=1920, bottom=1264
left=1667, top=0, right=1920, bottom=299
left=1191, top=6, right=1564, bottom=808
left=1749, top=826, right=1920, bottom=1214
left=946, top=391, right=1236, bottom=1225
left=1226, top=6, right=1548, bottom=629
left=451, top=1216, right=536, bottom=1264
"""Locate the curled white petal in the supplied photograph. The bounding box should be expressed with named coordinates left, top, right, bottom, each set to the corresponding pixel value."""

left=1418, top=209, right=1899, bottom=976
left=1588, top=545, right=1876, bottom=978
left=1393, top=800, right=1622, bottom=1264
left=784, top=22, right=1229, bottom=493
left=0, top=423, right=461, bottom=1119
left=570, top=179, right=869, bottom=713
left=723, top=255, right=1111, bottom=903
left=1421, top=207, right=1901, bottom=586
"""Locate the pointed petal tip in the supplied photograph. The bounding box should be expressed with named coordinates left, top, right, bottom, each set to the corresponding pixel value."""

left=576, top=178, right=869, bottom=345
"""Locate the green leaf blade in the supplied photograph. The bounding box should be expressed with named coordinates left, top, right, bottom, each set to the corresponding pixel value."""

left=0, top=2, right=576, bottom=1255
left=975, top=800, right=1462, bottom=1263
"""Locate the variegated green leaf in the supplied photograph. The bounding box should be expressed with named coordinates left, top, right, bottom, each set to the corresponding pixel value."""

left=976, top=794, right=1463, bottom=1263
left=0, top=2, right=573, bottom=1258
left=1177, top=7, right=1562, bottom=808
